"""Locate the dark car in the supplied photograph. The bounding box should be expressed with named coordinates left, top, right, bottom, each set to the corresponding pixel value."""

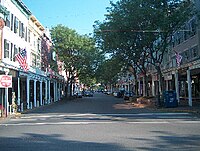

left=84, top=91, right=93, bottom=97
left=77, top=92, right=83, bottom=98
left=124, top=91, right=134, bottom=100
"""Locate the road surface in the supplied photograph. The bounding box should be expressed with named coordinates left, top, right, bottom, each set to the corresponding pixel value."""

left=0, top=93, right=200, bottom=151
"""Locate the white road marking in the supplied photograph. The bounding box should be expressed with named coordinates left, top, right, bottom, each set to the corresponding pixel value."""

left=1, top=120, right=200, bottom=126
left=1, top=112, right=198, bottom=126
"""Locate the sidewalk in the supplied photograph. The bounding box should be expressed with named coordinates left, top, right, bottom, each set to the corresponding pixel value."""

left=126, top=97, right=200, bottom=116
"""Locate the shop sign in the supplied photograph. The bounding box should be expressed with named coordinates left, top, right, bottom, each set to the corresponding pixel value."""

left=164, top=74, right=172, bottom=80
left=0, top=75, right=12, bottom=88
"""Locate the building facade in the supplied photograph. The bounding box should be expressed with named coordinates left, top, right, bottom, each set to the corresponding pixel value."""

left=0, top=0, right=65, bottom=116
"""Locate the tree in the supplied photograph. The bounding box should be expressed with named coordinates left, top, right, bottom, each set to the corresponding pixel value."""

left=95, top=56, right=124, bottom=86
left=50, top=24, right=100, bottom=97
left=94, top=0, right=195, bottom=99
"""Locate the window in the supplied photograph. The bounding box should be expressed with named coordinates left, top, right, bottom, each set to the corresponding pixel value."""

left=13, top=45, right=18, bottom=62
left=184, top=50, right=189, bottom=62
left=5, top=12, right=10, bottom=28
left=28, top=30, right=30, bottom=42
left=11, top=14, right=13, bottom=31
left=14, top=17, right=19, bottom=34
left=191, top=46, right=198, bottom=59
left=33, top=34, right=36, bottom=47
left=4, top=39, right=9, bottom=58
left=31, top=53, right=36, bottom=67
left=37, top=38, right=41, bottom=52
left=25, top=27, right=27, bottom=41
left=19, top=21, right=22, bottom=37
left=190, top=18, right=196, bottom=37
left=22, top=23, right=25, bottom=38
left=10, top=43, right=13, bottom=61
left=36, top=55, right=41, bottom=68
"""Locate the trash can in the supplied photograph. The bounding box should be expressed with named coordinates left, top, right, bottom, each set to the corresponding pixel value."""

left=163, top=91, right=178, bottom=108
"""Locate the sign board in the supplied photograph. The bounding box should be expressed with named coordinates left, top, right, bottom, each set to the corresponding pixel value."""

left=0, top=75, right=12, bottom=88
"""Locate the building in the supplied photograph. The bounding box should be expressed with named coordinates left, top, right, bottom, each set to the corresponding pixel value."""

left=0, top=0, right=65, bottom=116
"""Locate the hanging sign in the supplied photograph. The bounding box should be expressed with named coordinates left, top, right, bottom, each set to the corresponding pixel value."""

left=0, top=75, right=12, bottom=88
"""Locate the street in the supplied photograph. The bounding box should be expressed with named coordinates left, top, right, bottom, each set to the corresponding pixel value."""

left=0, top=93, right=200, bottom=151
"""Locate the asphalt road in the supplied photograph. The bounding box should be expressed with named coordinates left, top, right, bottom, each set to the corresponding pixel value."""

left=0, top=93, right=200, bottom=151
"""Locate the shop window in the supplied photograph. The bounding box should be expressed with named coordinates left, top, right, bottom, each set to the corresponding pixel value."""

left=4, top=39, right=9, bottom=59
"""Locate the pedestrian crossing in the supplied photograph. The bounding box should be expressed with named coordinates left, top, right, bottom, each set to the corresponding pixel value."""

left=0, top=113, right=199, bottom=126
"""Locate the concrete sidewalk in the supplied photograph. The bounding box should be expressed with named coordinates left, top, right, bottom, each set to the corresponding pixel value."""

left=125, top=98, right=200, bottom=116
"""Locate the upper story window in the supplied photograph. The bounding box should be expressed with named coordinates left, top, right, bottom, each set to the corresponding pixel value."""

left=13, top=44, right=18, bottom=62
left=5, top=11, right=10, bottom=28
left=31, top=52, right=36, bottom=67
left=191, top=45, right=198, bottom=60
left=14, top=17, right=19, bottom=34
left=33, top=34, right=36, bottom=48
left=4, top=39, right=9, bottom=58
left=37, top=38, right=41, bottom=52
left=36, top=55, right=41, bottom=68
left=28, top=29, right=31, bottom=43
left=189, top=18, right=196, bottom=37
left=10, top=13, right=13, bottom=31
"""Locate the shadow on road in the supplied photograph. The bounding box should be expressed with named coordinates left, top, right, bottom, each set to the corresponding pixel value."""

left=0, top=133, right=133, bottom=151
left=129, top=131, right=200, bottom=151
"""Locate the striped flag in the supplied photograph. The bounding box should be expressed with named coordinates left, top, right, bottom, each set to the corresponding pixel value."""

left=175, top=52, right=182, bottom=67
left=15, top=49, right=28, bottom=72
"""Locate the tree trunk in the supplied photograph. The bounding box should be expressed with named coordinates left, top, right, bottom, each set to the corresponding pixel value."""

left=156, top=65, right=164, bottom=107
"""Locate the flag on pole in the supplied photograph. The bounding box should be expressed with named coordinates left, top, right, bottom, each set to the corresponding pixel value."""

left=175, top=52, right=182, bottom=67
left=15, top=49, right=29, bottom=72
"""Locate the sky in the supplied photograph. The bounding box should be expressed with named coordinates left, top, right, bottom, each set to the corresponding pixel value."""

left=22, top=0, right=118, bottom=35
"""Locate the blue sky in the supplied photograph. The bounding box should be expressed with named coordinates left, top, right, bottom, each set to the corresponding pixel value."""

left=22, top=0, right=117, bottom=35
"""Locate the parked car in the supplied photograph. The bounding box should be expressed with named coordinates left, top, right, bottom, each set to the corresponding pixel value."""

left=124, top=91, right=134, bottom=100
left=113, top=91, right=123, bottom=98
left=77, top=92, right=83, bottom=98
left=84, top=91, right=93, bottom=97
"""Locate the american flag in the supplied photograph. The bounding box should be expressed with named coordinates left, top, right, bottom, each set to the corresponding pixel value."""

left=15, top=49, right=28, bottom=72
left=175, top=52, right=182, bottom=67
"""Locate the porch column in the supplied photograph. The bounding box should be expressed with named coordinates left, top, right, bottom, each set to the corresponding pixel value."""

left=45, top=80, right=48, bottom=104
left=138, top=79, right=141, bottom=96
left=152, top=78, right=155, bottom=96
left=26, top=77, right=30, bottom=109
left=175, top=70, right=180, bottom=103
left=143, top=77, right=145, bottom=96
left=187, top=69, right=192, bottom=106
left=34, top=80, right=37, bottom=107
left=17, top=77, right=21, bottom=111
left=48, top=80, right=51, bottom=103
left=54, top=81, right=56, bottom=102
left=55, top=82, right=58, bottom=101
left=58, top=82, right=61, bottom=100
left=40, top=81, right=42, bottom=106
left=166, top=80, right=169, bottom=91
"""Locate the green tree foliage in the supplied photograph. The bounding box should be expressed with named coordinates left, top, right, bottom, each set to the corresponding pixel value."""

left=50, top=24, right=102, bottom=96
left=95, top=56, right=123, bottom=85
left=94, top=0, right=195, bottom=96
